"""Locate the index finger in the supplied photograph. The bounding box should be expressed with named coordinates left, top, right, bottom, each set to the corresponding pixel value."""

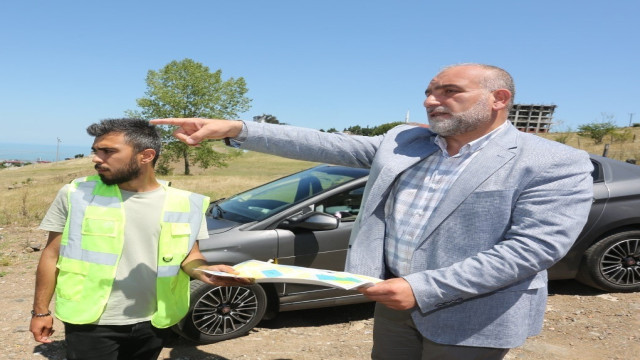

left=150, top=118, right=187, bottom=126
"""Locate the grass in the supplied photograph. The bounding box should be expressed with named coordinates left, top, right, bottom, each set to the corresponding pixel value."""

left=0, top=158, right=95, bottom=225
left=1, top=127, right=639, bottom=227
left=0, top=256, right=10, bottom=266
left=158, top=145, right=319, bottom=201
left=163, top=157, right=319, bottom=200
left=538, top=126, right=640, bottom=161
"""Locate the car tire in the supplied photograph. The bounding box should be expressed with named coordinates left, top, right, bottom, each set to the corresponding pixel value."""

left=173, top=280, right=268, bottom=343
left=577, top=230, right=640, bottom=292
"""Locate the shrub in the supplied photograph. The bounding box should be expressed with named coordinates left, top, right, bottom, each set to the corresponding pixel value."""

left=578, top=122, right=618, bottom=144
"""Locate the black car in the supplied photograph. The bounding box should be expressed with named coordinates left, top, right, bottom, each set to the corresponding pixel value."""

left=174, top=155, right=640, bottom=343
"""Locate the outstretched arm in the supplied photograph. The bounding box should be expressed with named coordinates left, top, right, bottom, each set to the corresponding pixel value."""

left=150, top=118, right=243, bottom=145
left=153, top=117, right=385, bottom=169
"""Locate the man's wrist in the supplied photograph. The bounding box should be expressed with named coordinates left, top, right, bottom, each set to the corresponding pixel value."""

left=182, top=259, right=208, bottom=277
left=227, top=120, right=245, bottom=138
left=224, top=121, right=247, bottom=147
left=31, top=309, right=52, bottom=318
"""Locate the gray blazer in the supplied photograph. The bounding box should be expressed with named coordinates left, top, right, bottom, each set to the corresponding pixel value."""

left=240, top=121, right=593, bottom=348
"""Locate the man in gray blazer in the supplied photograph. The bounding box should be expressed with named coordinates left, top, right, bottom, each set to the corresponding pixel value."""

left=151, top=63, right=594, bottom=359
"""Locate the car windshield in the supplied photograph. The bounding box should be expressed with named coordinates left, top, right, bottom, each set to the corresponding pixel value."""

left=209, top=165, right=368, bottom=223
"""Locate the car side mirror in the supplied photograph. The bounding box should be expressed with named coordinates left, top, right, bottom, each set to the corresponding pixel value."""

left=281, top=211, right=339, bottom=231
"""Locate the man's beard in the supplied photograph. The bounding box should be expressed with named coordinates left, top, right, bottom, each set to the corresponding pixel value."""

left=95, top=156, right=141, bottom=185
left=427, top=96, right=492, bottom=137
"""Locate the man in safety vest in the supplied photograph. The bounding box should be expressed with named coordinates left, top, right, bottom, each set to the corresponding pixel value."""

left=30, top=118, right=248, bottom=360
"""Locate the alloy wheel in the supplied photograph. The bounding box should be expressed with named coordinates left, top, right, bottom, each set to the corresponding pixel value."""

left=599, top=238, right=640, bottom=287
left=192, top=286, right=261, bottom=337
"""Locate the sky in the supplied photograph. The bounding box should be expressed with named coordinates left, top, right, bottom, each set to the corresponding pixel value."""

left=1, top=0, right=638, bottom=148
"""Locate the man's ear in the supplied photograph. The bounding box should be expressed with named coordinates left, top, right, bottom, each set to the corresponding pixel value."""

left=139, top=149, right=156, bottom=165
left=491, top=89, right=512, bottom=111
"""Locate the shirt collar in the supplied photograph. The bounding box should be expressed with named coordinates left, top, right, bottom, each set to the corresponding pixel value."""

left=434, top=121, right=510, bottom=157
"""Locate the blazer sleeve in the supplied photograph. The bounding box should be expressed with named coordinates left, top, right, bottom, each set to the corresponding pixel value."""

left=240, top=121, right=383, bottom=169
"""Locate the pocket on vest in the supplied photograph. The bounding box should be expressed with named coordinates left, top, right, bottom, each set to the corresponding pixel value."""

left=168, top=223, right=191, bottom=252
left=81, top=216, right=118, bottom=237
left=81, top=217, right=122, bottom=253
left=170, top=223, right=191, bottom=237
left=56, top=258, right=90, bottom=300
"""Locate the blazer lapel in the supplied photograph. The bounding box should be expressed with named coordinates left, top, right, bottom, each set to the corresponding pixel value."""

left=418, top=125, right=519, bottom=244
left=362, top=136, right=439, bottom=220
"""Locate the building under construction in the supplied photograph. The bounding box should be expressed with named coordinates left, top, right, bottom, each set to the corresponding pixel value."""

left=508, top=104, right=556, bottom=133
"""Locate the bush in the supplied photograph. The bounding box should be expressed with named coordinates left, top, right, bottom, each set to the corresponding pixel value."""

left=610, top=129, right=633, bottom=143
left=553, top=134, right=571, bottom=144
left=578, top=122, right=618, bottom=144
left=155, top=156, right=173, bottom=176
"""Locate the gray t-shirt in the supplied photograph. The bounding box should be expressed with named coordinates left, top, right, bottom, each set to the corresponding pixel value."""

left=40, top=184, right=209, bottom=325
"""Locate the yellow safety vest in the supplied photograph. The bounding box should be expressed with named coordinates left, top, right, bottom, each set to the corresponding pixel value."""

left=54, top=175, right=209, bottom=328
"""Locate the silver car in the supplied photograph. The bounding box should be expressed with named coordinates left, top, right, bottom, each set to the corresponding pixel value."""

left=174, top=156, right=640, bottom=343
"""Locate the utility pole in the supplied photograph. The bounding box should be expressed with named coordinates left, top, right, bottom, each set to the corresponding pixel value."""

left=56, top=137, right=62, bottom=162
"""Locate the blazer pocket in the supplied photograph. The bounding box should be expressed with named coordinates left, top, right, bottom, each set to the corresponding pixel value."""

left=455, top=189, right=517, bottom=231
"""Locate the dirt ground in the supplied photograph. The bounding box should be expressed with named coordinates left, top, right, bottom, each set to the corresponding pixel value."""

left=1, top=226, right=638, bottom=360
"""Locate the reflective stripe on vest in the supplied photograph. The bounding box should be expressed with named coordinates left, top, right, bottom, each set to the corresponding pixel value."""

left=60, top=179, right=121, bottom=266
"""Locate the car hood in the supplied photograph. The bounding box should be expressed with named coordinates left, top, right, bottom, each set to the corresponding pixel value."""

left=206, top=216, right=244, bottom=234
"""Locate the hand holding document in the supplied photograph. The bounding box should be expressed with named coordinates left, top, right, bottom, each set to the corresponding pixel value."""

left=196, top=260, right=382, bottom=290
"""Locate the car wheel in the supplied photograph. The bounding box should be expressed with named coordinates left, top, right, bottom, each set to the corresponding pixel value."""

left=578, top=231, right=640, bottom=292
left=174, top=280, right=268, bottom=343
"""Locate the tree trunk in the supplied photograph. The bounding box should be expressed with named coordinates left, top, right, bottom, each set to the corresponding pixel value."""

left=183, top=149, right=190, bottom=175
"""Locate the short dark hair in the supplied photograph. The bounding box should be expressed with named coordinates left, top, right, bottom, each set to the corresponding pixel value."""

left=86, top=118, right=162, bottom=165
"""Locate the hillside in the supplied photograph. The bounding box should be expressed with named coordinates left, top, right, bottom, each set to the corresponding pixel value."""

left=537, top=126, right=640, bottom=162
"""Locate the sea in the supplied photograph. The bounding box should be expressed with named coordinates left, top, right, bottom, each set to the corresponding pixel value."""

left=0, top=142, right=92, bottom=162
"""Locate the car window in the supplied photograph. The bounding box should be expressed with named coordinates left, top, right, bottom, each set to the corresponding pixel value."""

left=591, top=159, right=603, bottom=183
left=315, top=186, right=365, bottom=222
left=211, top=166, right=368, bottom=223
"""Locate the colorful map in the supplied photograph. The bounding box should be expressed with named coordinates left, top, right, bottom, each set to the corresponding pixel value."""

left=199, top=260, right=382, bottom=290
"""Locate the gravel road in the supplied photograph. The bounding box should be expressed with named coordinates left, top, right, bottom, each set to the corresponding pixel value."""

left=1, top=226, right=638, bottom=360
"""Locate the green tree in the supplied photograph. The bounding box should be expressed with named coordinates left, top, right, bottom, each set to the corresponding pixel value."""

left=552, top=133, right=571, bottom=144
left=259, top=114, right=280, bottom=124
left=344, top=125, right=363, bottom=134
left=371, top=122, right=404, bottom=136
left=127, top=58, right=251, bottom=175
left=577, top=121, right=618, bottom=144
left=338, top=122, right=406, bottom=136
left=610, top=129, right=633, bottom=143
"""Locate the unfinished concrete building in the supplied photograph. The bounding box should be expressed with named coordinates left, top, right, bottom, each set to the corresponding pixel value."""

left=508, top=104, right=556, bottom=133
